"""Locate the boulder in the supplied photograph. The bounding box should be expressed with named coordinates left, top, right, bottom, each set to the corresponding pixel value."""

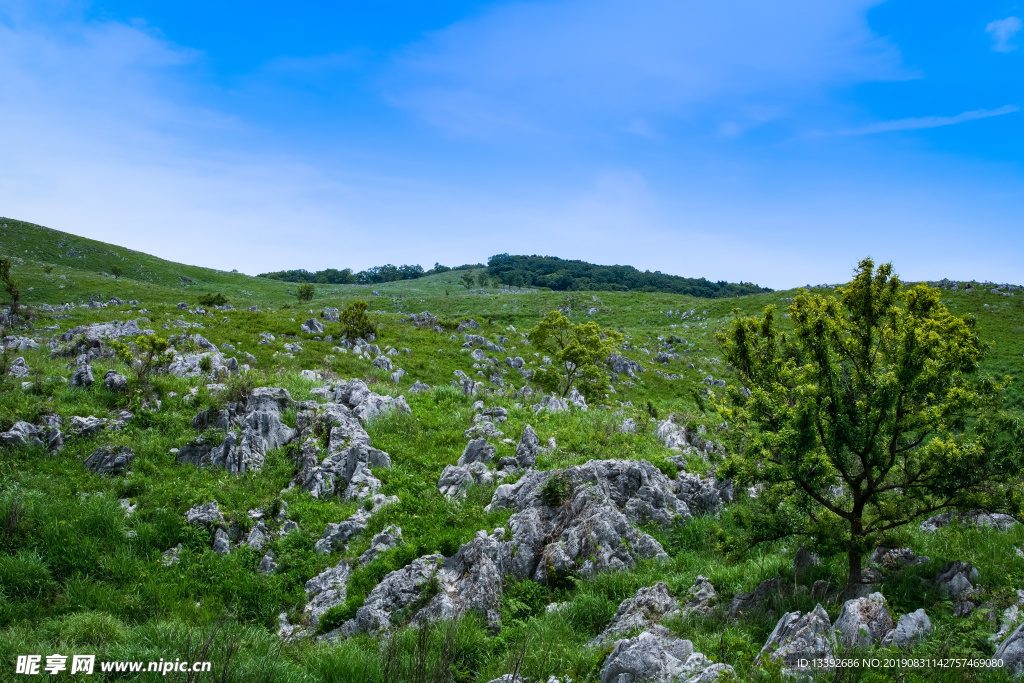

left=302, top=318, right=325, bottom=334
left=8, top=357, right=29, bottom=378
left=84, top=446, right=135, bottom=475
left=600, top=625, right=733, bottom=683
left=258, top=551, right=278, bottom=575
left=185, top=501, right=224, bottom=528
left=68, top=415, right=107, bottom=436
left=588, top=582, right=680, bottom=647
left=459, top=438, right=496, bottom=466
left=921, top=510, right=1017, bottom=532
left=509, top=425, right=541, bottom=469
left=69, top=364, right=94, bottom=388
left=834, top=592, right=894, bottom=648
left=567, top=387, right=588, bottom=410
left=373, top=355, right=393, bottom=371
left=438, top=462, right=494, bottom=498
left=881, top=609, right=932, bottom=649
left=674, top=472, right=728, bottom=515
left=729, top=577, right=787, bottom=619
left=313, top=494, right=397, bottom=554
left=934, top=561, right=980, bottom=617
left=869, top=546, right=929, bottom=570
left=793, top=547, right=820, bottom=579
left=212, top=528, right=231, bottom=555
left=682, top=576, right=718, bottom=616
left=408, top=381, right=431, bottom=393
left=359, top=526, right=403, bottom=566
left=103, top=369, right=129, bottom=392
left=620, top=418, right=637, bottom=434
left=304, top=561, right=351, bottom=628
left=993, top=621, right=1024, bottom=675
left=0, top=421, right=43, bottom=448
left=756, top=604, right=834, bottom=675
left=332, top=554, right=444, bottom=636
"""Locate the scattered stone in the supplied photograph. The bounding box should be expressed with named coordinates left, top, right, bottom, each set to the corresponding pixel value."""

left=212, top=528, right=231, bottom=555
left=313, top=494, right=397, bottom=554
left=834, top=592, right=894, bottom=648
left=881, top=609, right=932, bottom=649
left=359, top=526, right=403, bottom=566
left=68, top=415, right=107, bottom=436
left=0, top=421, right=43, bottom=448
left=934, top=561, right=980, bottom=617
left=600, top=625, right=733, bottom=683
left=869, top=546, right=929, bottom=570
left=620, top=418, right=636, bottom=434
left=682, top=576, right=718, bottom=616
left=185, top=501, right=224, bottom=528
left=793, top=547, right=820, bottom=579
left=459, top=438, right=496, bottom=466
left=408, top=381, right=431, bottom=393
left=103, top=369, right=129, bottom=391
left=7, top=357, right=29, bottom=378
left=513, top=425, right=540, bottom=468
left=993, top=621, right=1024, bottom=674
left=162, top=544, right=183, bottom=566
left=258, top=551, right=278, bottom=575
left=69, top=364, right=94, bottom=388
left=756, top=604, right=834, bottom=676
left=84, top=446, right=135, bottom=475
left=438, top=462, right=494, bottom=498
left=729, top=577, right=786, bottom=619
left=301, top=318, right=325, bottom=334
left=921, top=510, right=1017, bottom=532
left=588, top=582, right=680, bottom=647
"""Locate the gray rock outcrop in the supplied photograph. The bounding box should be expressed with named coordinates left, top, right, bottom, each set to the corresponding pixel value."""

left=756, top=604, right=834, bottom=675
left=588, top=582, right=680, bottom=647
left=993, top=621, right=1024, bottom=675
left=1, top=421, right=43, bottom=448
left=921, top=510, right=1017, bottom=532
left=600, top=625, right=733, bottom=683
left=359, top=526, right=403, bottom=566
left=69, top=364, right=94, bottom=388
left=438, top=462, right=494, bottom=498
left=84, top=446, right=135, bottom=475
left=103, top=369, right=129, bottom=391
left=313, top=494, right=397, bottom=554
left=682, top=576, right=718, bottom=616
left=881, top=609, right=932, bottom=649
left=833, top=592, right=894, bottom=648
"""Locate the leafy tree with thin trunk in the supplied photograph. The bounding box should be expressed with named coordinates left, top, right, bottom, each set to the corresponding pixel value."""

left=528, top=310, right=623, bottom=401
left=339, top=300, right=375, bottom=341
left=716, top=258, right=1021, bottom=596
left=297, top=283, right=315, bottom=301
left=460, top=273, right=475, bottom=290
left=111, top=265, right=123, bottom=279
left=110, top=334, right=174, bottom=396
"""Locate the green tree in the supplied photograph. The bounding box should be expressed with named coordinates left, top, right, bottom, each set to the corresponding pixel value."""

left=110, top=334, right=174, bottom=396
left=460, top=273, right=475, bottom=290
left=717, top=258, right=1021, bottom=596
left=476, top=271, right=489, bottom=288
left=110, top=265, right=123, bottom=279
left=297, top=283, right=315, bottom=301
left=339, top=300, right=375, bottom=341
left=0, top=258, right=22, bottom=324
left=528, top=310, right=624, bottom=400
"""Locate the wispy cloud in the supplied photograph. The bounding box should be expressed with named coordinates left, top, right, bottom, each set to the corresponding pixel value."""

left=987, top=16, right=1021, bottom=52
left=843, top=105, right=1019, bottom=135
left=387, top=0, right=904, bottom=138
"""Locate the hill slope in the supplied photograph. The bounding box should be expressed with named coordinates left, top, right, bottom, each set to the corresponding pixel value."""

left=0, top=217, right=1021, bottom=682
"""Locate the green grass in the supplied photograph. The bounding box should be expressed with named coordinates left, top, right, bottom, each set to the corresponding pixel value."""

left=0, top=217, right=1021, bottom=681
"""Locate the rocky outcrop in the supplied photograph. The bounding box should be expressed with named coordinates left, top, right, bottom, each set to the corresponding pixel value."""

left=673, top=470, right=731, bottom=515
left=682, top=576, right=718, bottom=616
left=993, top=621, right=1024, bottom=674
left=513, top=425, right=540, bottom=468
left=1, top=421, right=43, bottom=448
left=359, top=526, right=403, bottom=566
left=302, top=318, right=325, bottom=334
left=609, top=353, right=644, bottom=378
left=69, top=364, right=94, bottom=388
left=313, top=494, right=398, bottom=554
left=756, top=605, right=834, bottom=675
left=881, top=609, right=932, bottom=649
left=833, top=593, right=893, bottom=648
left=103, top=369, right=128, bottom=391
left=304, top=561, right=351, bottom=628
left=487, top=461, right=674, bottom=583
left=329, top=554, right=444, bottom=636
left=84, top=446, right=135, bottom=475
left=588, top=583, right=680, bottom=647
left=185, top=501, right=224, bottom=528
left=729, top=577, right=786, bottom=619
left=600, top=626, right=733, bottom=683
left=934, top=561, right=980, bottom=617
left=921, top=510, right=1017, bottom=532
left=69, top=415, right=107, bottom=436
left=438, top=462, right=494, bottom=498
left=869, top=546, right=929, bottom=570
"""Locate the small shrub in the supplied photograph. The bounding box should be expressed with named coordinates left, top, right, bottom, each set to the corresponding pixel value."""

left=538, top=473, right=571, bottom=507
left=42, top=265, right=53, bottom=275
left=340, top=300, right=375, bottom=341
left=297, top=283, right=315, bottom=301
left=198, top=355, right=213, bottom=374
left=110, top=265, right=123, bottom=279
left=198, top=292, right=229, bottom=307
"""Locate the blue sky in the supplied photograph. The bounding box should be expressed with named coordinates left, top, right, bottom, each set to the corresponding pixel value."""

left=0, top=0, right=1021, bottom=288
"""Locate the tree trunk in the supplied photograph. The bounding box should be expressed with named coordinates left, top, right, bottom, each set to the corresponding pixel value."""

left=845, top=515, right=864, bottom=599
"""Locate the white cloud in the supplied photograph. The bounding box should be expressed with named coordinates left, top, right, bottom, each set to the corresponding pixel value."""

left=987, top=16, right=1021, bottom=52
left=843, top=105, right=1019, bottom=135
left=387, top=0, right=905, bottom=138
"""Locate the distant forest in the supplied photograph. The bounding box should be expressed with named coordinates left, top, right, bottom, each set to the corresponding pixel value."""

left=257, top=262, right=480, bottom=284
left=259, top=254, right=770, bottom=297
left=486, top=254, right=771, bottom=297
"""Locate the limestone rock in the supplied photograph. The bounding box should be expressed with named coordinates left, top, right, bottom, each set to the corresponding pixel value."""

left=881, top=609, right=932, bottom=649
left=729, top=577, right=786, bottom=619
left=993, top=621, right=1024, bottom=675
left=834, top=592, right=894, bottom=648
left=103, top=369, right=129, bottom=391
left=921, top=510, right=1017, bottom=532
left=185, top=501, right=224, bottom=528
left=459, top=438, right=496, bottom=466
left=0, top=421, right=43, bottom=448
left=68, top=415, right=107, bottom=436
left=438, top=462, right=494, bottom=498
left=302, top=318, right=325, bottom=334
left=212, top=528, right=231, bottom=555
left=359, top=526, right=403, bottom=566
left=258, top=551, right=278, bottom=575
left=69, top=364, right=94, bottom=388
left=304, top=561, right=351, bottom=628
left=589, top=582, right=680, bottom=647
left=84, top=446, right=135, bottom=475
left=682, top=576, right=718, bottom=616
left=600, top=625, right=732, bottom=683
left=514, top=425, right=540, bottom=468
left=756, top=604, right=834, bottom=675
left=313, top=494, right=397, bottom=554
left=869, top=546, right=929, bottom=570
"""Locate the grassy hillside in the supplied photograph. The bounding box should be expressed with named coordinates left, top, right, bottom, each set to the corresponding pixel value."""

left=0, top=218, right=1022, bottom=682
